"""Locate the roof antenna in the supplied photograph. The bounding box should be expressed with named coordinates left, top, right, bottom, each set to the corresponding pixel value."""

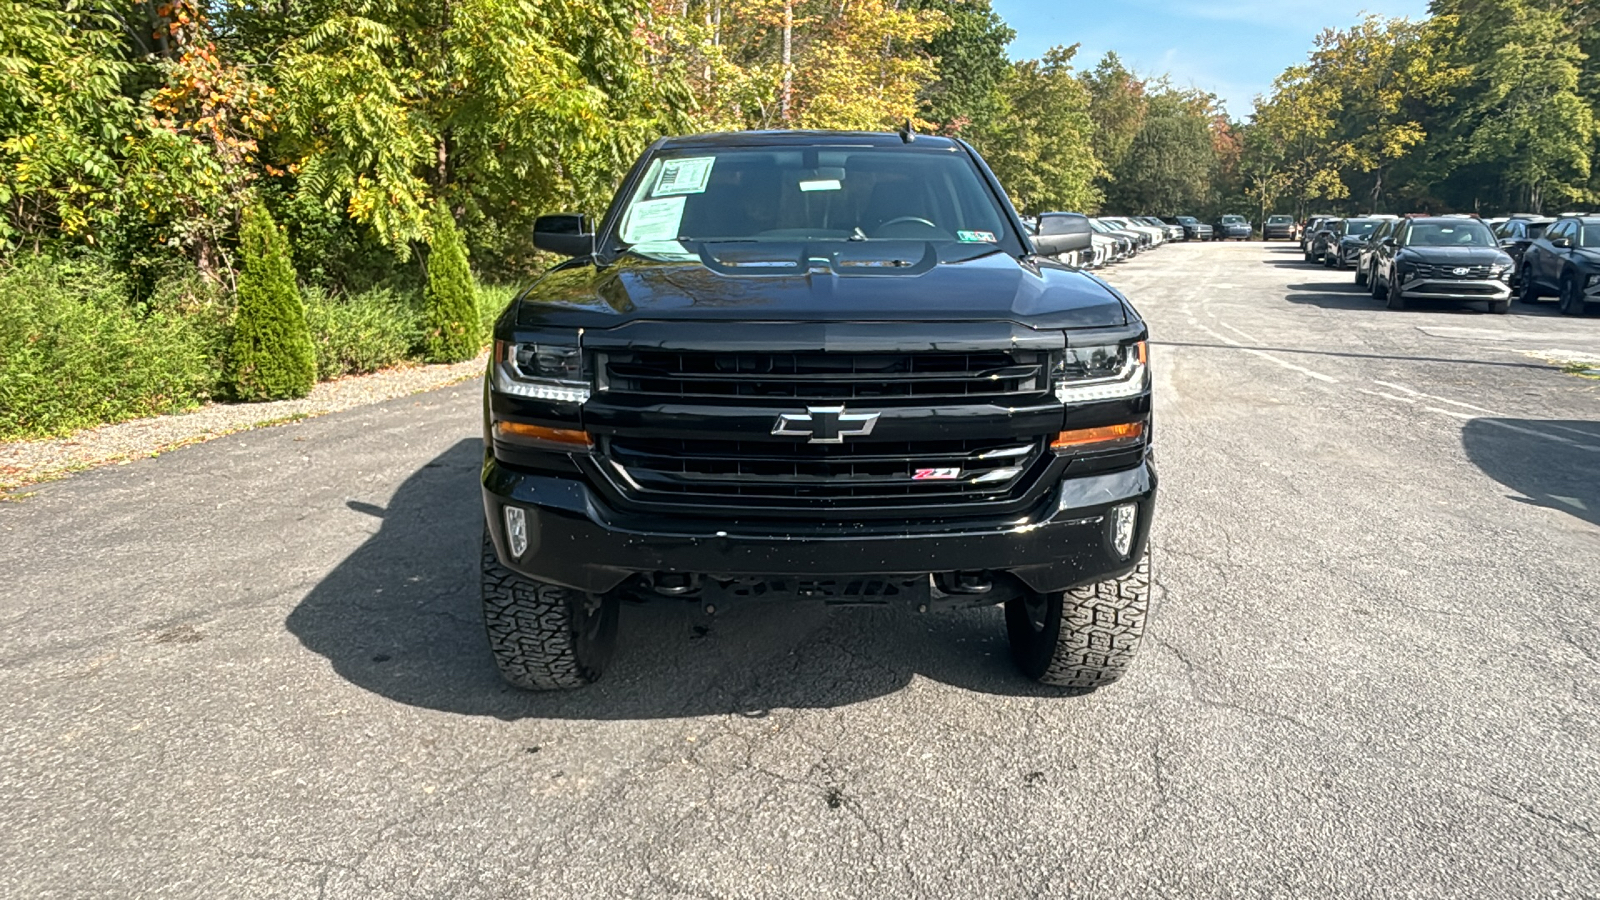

left=898, top=119, right=916, bottom=143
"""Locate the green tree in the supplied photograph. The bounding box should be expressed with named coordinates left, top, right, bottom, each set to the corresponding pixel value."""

left=1106, top=89, right=1219, bottom=213
left=422, top=204, right=479, bottom=363
left=1081, top=53, right=1148, bottom=199
left=271, top=0, right=691, bottom=256
left=226, top=203, right=315, bottom=400
left=1247, top=64, right=1346, bottom=217
left=0, top=2, right=134, bottom=251
left=908, top=0, right=1014, bottom=134
left=1427, top=0, right=1595, bottom=211
left=975, top=45, right=1103, bottom=214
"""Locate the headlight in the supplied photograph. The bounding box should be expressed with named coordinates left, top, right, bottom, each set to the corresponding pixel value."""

left=1054, top=341, right=1148, bottom=404
left=1588, top=274, right=1600, bottom=287
left=492, top=339, right=590, bottom=403
left=1490, top=264, right=1509, bottom=275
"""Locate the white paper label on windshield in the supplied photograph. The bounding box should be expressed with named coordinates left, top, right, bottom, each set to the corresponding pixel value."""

left=653, top=157, right=715, bottom=197
left=621, top=196, right=686, bottom=243
left=799, top=179, right=842, bottom=192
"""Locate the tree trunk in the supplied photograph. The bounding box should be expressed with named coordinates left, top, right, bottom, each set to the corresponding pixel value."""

left=780, top=0, right=792, bottom=124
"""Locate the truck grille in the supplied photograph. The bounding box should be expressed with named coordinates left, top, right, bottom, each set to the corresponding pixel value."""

left=602, top=350, right=1049, bottom=402
left=601, top=436, right=1048, bottom=511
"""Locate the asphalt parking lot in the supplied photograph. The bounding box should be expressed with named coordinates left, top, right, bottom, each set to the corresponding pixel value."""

left=3, top=242, right=1598, bottom=899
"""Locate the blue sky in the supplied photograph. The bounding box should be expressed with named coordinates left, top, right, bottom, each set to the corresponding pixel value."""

left=990, top=0, right=1431, bottom=118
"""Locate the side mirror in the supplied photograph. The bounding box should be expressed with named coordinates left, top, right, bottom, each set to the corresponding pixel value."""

left=1033, top=214, right=1094, bottom=255
left=534, top=214, right=594, bottom=257
left=1380, top=237, right=1395, bottom=247
left=1551, top=235, right=1571, bottom=249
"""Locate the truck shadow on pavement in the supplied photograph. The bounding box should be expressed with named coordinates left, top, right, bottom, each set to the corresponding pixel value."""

left=286, top=439, right=1074, bottom=720
left=1462, top=419, right=1599, bottom=528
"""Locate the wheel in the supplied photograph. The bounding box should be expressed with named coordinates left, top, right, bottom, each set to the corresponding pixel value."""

left=1005, top=550, right=1151, bottom=689
left=1519, top=273, right=1542, bottom=304
left=1559, top=273, right=1586, bottom=316
left=1370, top=269, right=1384, bottom=298
left=1355, top=264, right=1368, bottom=287
left=481, top=524, right=618, bottom=690
left=1304, top=249, right=1314, bottom=263
left=1386, top=271, right=1407, bottom=310
left=1488, top=298, right=1510, bottom=314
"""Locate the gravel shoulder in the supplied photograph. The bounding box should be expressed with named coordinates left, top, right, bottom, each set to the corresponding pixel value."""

left=0, top=354, right=487, bottom=494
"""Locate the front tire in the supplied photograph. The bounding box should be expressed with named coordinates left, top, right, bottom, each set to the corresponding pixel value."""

left=1386, top=271, right=1407, bottom=310
left=1355, top=264, right=1369, bottom=287
left=481, top=525, right=619, bottom=690
left=1558, top=273, right=1586, bottom=316
left=1520, top=273, right=1542, bottom=304
left=1005, top=550, right=1151, bottom=689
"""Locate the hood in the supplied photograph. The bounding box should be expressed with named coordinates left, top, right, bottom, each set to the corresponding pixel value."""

left=515, top=242, right=1129, bottom=331
left=1574, top=247, right=1600, bottom=267
left=1397, top=245, right=1512, bottom=265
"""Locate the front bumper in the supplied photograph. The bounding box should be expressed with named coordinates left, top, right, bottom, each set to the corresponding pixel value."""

left=482, top=457, right=1157, bottom=597
left=1396, top=277, right=1511, bottom=301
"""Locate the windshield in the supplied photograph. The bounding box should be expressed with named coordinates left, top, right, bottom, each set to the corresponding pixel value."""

left=613, top=146, right=1012, bottom=261
left=1343, top=220, right=1379, bottom=236
left=1405, top=221, right=1496, bottom=246
left=1220, top=216, right=1246, bottom=224
left=1267, top=216, right=1292, bottom=224
left=1177, top=216, right=1198, bottom=225
left=1089, top=219, right=1119, bottom=234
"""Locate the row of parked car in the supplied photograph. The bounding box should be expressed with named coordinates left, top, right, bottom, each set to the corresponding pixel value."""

left=1026, top=214, right=1177, bottom=270
left=1296, top=212, right=1599, bottom=315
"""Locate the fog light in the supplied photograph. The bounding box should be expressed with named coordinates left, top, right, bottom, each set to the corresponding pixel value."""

left=503, top=506, right=528, bottom=558
left=1110, top=503, right=1137, bottom=558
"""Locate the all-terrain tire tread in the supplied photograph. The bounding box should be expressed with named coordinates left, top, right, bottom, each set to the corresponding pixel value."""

left=1007, top=553, right=1151, bottom=689
left=481, top=529, right=607, bottom=690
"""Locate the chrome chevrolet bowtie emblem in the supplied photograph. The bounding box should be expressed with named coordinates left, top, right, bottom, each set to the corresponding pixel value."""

left=772, top=405, right=880, bottom=444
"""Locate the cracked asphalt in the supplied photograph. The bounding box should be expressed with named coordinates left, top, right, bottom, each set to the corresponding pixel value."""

left=3, top=242, right=1599, bottom=898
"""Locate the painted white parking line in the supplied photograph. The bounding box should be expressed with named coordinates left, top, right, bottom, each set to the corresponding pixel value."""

left=1219, top=322, right=1259, bottom=343
left=1545, top=422, right=1600, bottom=439
left=1360, top=389, right=1417, bottom=404
left=1372, top=380, right=1503, bottom=415
left=1479, top=418, right=1600, bottom=453
left=1423, top=406, right=1477, bottom=420
left=1195, top=323, right=1339, bottom=383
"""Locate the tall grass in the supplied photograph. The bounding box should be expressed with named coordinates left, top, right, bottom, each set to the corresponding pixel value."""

left=0, top=257, right=227, bottom=439
left=303, top=287, right=424, bottom=380
left=1, top=255, right=513, bottom=441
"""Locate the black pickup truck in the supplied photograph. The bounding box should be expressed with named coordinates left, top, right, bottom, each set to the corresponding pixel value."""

left=481, top=130, right=1157, bottom=691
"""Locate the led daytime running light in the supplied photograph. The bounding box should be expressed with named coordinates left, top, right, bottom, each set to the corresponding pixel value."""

left=492, top=339, right=591, bottom=403
left=1055, top=341, right=1148, bottom=404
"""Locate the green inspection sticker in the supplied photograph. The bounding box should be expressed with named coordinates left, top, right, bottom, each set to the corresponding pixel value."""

left=957, top=230, right=997, bottom=243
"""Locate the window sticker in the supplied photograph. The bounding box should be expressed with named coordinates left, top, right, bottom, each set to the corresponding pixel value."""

left=957, top=230, right=997, bottom=243
left=653, top=157, right=715, bottom=197
left=799, top=179, right=842, bottom=192
left=621, top=196, right=687, bottom=243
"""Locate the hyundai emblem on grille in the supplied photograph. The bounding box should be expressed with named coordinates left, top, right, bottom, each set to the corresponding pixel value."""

left=772, top=405, right=880, bottom=444
left=1452, top=266, right=1469, bottom=275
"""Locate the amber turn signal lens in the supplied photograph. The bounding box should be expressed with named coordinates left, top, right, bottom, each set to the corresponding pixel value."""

left=1050, top=422, right=1144, bottom=450
left=494, top=421, right=593, bottom=448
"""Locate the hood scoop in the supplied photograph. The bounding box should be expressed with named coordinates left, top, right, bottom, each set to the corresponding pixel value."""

left=696, top=240, right=938, bottom=277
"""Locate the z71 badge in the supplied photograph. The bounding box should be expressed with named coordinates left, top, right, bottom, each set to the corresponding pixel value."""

left=913, top=468, right=961, bottom=480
